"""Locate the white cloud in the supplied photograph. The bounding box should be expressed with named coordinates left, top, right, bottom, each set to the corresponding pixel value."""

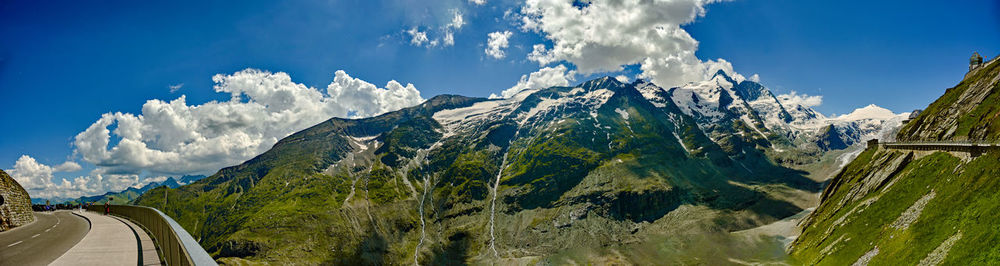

left=470, top=0, right=486, bottom=6
left=71, top=68, right=424, bottom=192
left=132, top=175, right=169, bottom=189
left=407, top=10, right=466, bottom=48
left=7, top=155, right=54, bottom=191
left=485, top=30, right=513, bottom=59
left=5, top=155, right=133, bottom=199
left=169, top=83, right=184, bottom=93
left=749, top=74, right=760, bottom=83
left=492, top=64, right=576, bottom=98
left=443, top=10, right=465, bottom=47
left=520, top=0, right=736, bottom=88
left=407, top=27, right=430, bottom=46
left=443, top=32, right=455, bottom=47
left=449, top=10, right=466, bottom=30
left=776, top=91, right=823, bottom=108
left=615, top=75, right=630, bottom=83
left=54, top=161, right=82, bottom=172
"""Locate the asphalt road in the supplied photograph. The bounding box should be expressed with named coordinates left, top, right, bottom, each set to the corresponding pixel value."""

left=0, top=210, right=90, bottom=266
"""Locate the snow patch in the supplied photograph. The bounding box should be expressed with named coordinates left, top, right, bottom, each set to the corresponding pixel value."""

left=673, top=132, right=689, bottom=154
left=615, top=108, right=629, bottom=120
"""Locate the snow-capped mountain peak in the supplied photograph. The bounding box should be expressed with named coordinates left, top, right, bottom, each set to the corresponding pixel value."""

left=831, top=104, right=902, bottom=122
left=629, top=71, right=906, bottom=153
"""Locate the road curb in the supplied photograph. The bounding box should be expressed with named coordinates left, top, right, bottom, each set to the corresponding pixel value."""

left=70, top=211, right=92, bottom=231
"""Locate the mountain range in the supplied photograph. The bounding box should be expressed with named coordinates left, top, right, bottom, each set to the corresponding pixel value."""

left=32, top=175, right=205, bottom=205
left=134, top=70, right=905, bottom=264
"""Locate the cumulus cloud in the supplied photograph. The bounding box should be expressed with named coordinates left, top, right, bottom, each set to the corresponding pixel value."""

left=54, top=161, right=82, bottom=172
left=5, top=155, right=133, bottom=199
left=469, top=0, right=486, bottom=6
left=72, top=68, right=423, bottom=184
left=520, top=0, right=736, bottom=88
left=492, top=64, right=576, bottom=98
left=615, top=75, right=630, bottom=83
left=485, top=30, right=513, bottom=59
left=777, top=91, right=823, bottom=108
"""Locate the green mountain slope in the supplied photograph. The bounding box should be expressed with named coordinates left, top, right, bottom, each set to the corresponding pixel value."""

left=790, top=57, right=1000, bottom=264
left=136, top=77, right=821, bottom=264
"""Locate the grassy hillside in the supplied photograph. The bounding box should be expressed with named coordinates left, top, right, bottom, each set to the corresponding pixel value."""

left=791, top=56, right=1000, bottom=264
left=791, top=148, right=1000, bottom=264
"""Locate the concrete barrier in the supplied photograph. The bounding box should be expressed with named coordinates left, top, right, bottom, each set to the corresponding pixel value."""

left=87, top=205, right=216, bottom=266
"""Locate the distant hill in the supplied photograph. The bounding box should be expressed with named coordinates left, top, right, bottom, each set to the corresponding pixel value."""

left=36, top=175, right=205, bottom=205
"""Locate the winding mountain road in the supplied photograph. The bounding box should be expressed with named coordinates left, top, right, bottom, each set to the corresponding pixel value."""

left=0, top=210, right=90, bottom=266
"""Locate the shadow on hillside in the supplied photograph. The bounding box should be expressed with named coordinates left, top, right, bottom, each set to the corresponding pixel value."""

left=424, top=231, right=472, bottom=266
left=612, top=151, right=816, bottom=223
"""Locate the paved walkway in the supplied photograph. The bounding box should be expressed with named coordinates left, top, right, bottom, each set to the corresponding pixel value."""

left=50, top=211, right=160, bottom=266
left=118, top=215, right=162, bottom=266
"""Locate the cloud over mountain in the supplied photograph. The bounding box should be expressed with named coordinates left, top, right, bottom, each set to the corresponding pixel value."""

left=28, top=69, right=426, bottom=198
left=777, top=91, right=823, bottom=108
left=519, top=0, right=739, bottom=88
left=492, top=64, right=576, bottom=98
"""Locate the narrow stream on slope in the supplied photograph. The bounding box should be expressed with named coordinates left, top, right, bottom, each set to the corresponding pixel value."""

left=414, top=175, right=431, bottom=265
left=489, top=127, right=521, bottom=259
left=363, top=165, right=378, bottom=231
left=489, top=150, right=509, bottom=258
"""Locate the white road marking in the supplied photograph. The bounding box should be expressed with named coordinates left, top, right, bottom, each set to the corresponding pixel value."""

left=31, top=234, right=40, bottom=238
left=7, top=241, right=23, bottom=247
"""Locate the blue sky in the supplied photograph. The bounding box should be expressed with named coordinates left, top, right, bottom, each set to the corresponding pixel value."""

left=1, top=0, right=997, bottom=198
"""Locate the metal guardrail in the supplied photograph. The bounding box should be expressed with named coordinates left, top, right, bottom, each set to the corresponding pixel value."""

left=881, top=141, right=1000, bottom=146
left=877, top=141, right=1000, bottom=157
left=87, top=205, right=216, bottom=266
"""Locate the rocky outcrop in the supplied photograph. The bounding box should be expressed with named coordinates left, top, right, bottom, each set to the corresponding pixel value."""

left=816, top=125, right=850, bottom=151
left=0, top=169, right=34, bottom=231
left=897, top=56, right=1000, bottom=142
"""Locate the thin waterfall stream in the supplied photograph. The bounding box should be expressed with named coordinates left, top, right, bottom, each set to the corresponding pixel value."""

left=414, top=175, right=431, bottom=265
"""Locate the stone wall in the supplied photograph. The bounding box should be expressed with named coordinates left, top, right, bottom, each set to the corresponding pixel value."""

left=1, top=169, right=34, bottom=231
